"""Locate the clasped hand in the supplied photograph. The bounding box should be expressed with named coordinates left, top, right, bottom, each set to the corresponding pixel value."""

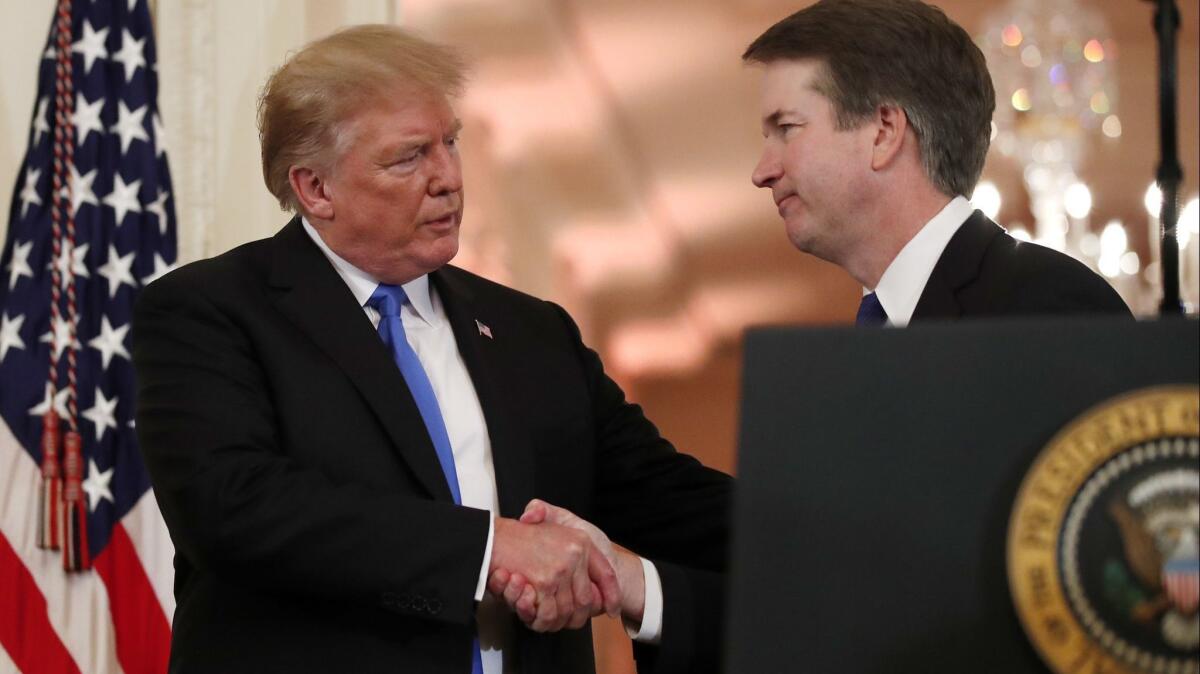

left=487, top=500, right=643, bottom=633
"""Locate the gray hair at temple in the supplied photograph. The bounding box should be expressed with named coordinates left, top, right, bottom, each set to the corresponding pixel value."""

left=257, top=25, right=468, bottom=212
left=743, top=0, right=995, bottom=198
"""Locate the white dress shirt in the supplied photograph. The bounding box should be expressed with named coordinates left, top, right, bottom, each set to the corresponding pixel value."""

left=869, top=196, right=975, bottom=326
left=301, top=220, right=662, bottom=670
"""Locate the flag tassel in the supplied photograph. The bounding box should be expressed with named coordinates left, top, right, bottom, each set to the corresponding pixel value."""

left=61, top=430, right=89, bottom=571
left=38, top=410, right=62, bottom=550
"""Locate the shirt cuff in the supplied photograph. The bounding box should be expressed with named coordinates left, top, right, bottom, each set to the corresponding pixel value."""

left=474, top=515, right=495, bottom=602
left=624, top=557, right=663, bottom=644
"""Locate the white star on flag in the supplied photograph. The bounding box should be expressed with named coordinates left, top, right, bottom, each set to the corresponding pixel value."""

left=28, top=383, right=72, bottom=419
left=82, top=459, right=116, bottom=512
left=71, top=20, right=110, bottom=75
left=144, top=189, right=170, bottom=234
left=140, top=253, right=176, bottom=286
left=102, top=174, right=143, bottom=225
left=71, top=92, right=106, bottom=146
left=7, top=240, right=34, bottom=290
left=40, top=313, right=81, bottom=362
left=110, top=101, right=149, bottom=155
left=32, top=97, right=50, bottom=146
left=19, top=167, right=42, bottom=219
left=98, top=245, right=138, bottom=298
left=152, top=113, right=168, bottom=158
left=0, top=312, right=26, bottom=362
left=88, top=316, right=131, bottom=369
left=63, top=164, right=100, bottom=216
left=47, top=239, right=91, bottom=289
left=111, top=28, right=146, bottom=82
left=81, top=386, right=119, bottom=442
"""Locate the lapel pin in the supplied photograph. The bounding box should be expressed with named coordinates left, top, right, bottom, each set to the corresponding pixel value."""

left=475, top=319, right=493, bottom=339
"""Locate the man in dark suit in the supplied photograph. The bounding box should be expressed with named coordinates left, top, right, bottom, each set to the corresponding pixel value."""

left=132, top=25, right=730, bottom=674
left=744, top=0, right=1130, bottom=324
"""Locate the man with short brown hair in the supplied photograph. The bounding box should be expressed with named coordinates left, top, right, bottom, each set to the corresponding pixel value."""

left=746, top=0, right=1129, bottom=323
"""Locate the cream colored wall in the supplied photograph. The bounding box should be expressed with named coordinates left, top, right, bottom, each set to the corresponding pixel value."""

left=0, top=0, right=54, bottom=242
left=144, top=0, right=530, bottom=270
left=155, top=0, right=395, bottom=263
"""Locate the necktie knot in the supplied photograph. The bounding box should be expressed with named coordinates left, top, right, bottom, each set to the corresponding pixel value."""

left=368, top=284, right=408, bottom=318
left=856, top=292, right=888, bottom=326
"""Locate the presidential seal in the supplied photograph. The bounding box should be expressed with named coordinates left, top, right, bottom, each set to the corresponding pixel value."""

left=1009, top=386, right=1199, bottom=674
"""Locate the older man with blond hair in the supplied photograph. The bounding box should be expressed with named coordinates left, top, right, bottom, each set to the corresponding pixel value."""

left=133, top=25, right=730, bottom=674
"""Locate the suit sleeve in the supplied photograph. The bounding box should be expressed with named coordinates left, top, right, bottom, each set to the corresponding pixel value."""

left=1007, top=244, right=1133, bottom=317
left=545, top=302, right=733, bottom=674
left=132, top=271, right=489, bottom=626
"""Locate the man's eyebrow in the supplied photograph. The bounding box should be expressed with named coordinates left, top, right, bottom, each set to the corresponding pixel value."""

left=379, top=119, right=464, bottom=158
left=763, top=110, right=783, bottom=127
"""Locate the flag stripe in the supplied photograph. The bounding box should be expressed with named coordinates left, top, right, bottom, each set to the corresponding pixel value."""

left=0, top=532, right=81, bottom=674
left=0, top=633, right=18, bottom=674
left=0, top=421, right=122, bottom=674
left=122, top=492, right=176, bottom=621
left=94, top=523, right=170, bottom=674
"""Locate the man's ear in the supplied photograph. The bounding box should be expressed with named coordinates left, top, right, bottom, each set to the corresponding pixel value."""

left=288, top=165, right=334, bottom=220
left=870, top=103, right=909, bottom=171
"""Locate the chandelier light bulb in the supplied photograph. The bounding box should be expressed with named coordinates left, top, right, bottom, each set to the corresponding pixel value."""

left=1100, top=220, right=1127, bottom=257
left=1144, top=183, right=1162, bottom=218
left=1178, top=198, right=1199, bottom=248
left=1181, top=198, right=1199, bottom=235
left=1064, top=182, right=1092, bottom=219
left=972, top=181, right=1003, bottom=220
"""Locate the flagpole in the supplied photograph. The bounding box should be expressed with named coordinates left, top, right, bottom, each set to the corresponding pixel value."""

left=1147, top=0, right=1184, bottom=316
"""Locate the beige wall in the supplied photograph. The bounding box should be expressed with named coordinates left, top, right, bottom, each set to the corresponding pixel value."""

left=154, top=0, right=396, bottom=263
left=0, top=0, right=54, bottom=227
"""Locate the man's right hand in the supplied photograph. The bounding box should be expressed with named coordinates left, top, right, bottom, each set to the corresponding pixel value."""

left=488, top=517, right=621, bottom=632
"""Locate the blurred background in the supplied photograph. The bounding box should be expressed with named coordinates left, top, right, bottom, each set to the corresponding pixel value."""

left=2, top=1, right=1196, bottom=671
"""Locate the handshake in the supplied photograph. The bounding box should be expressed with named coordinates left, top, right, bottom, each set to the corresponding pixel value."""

left=487, top=500, right=646, bottom=633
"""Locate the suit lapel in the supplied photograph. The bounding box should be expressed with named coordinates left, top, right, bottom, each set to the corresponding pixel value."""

left=266, top=218, right=453, bottom=502
left=431, top=267, right=535, bottom=519
left=912, top=210, right=1001, bottom=321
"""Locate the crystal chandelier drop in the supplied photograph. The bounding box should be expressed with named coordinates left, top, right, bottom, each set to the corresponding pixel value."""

left=978, top=0, right=1117, bottom=250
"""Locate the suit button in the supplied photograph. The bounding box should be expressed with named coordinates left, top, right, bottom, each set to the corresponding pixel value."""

left=428, top=598, right=443, bottom=615
left=380, top=591, right=399, bottom=609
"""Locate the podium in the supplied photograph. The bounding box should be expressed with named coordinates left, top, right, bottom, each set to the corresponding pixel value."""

left=726, top=317, right=1199, bottom=674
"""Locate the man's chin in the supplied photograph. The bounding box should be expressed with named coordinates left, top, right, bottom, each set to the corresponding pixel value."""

left=786, top=229, right=840, bottom=266
left=371, top=238, right=460, bottom=284
left=785, top=224, right=815, bottom=254
left=417, top=236, right=461, bottom=273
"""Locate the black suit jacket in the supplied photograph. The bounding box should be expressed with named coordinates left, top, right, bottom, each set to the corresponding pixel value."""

left=132, top=218, right=731, bottom=674
left=912, top=211, right=1131, bottom=320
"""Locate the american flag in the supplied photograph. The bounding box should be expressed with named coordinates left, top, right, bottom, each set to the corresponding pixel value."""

left=0, top=0, right=176, bottom=672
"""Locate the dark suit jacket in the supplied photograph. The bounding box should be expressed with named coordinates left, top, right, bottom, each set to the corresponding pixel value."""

left=912, top=211, right=1132, bottom=320
left=132, top=218, right=731, bottom=674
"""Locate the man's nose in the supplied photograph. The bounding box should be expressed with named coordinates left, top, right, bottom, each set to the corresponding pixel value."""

left=428, top=144, right=463, bottom=195
left=751, top=147, right=781, bottom=189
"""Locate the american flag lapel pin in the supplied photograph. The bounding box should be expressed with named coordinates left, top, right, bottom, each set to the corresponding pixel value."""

left=475, top=319, right=493, bottom=339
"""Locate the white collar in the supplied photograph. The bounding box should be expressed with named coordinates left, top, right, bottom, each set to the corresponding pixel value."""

left=300, top=217, right=437, bottom=325
left=869, top=196, right=974, bottom=327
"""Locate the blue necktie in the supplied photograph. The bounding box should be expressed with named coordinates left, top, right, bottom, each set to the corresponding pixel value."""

left=367, top=284, right=484, bottom=674
left=856, top=292, right=888, bottom=326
